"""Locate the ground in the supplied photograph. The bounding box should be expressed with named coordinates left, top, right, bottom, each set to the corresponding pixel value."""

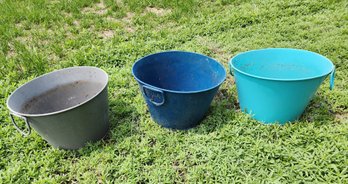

left=0, top=0, right=347, bottom=183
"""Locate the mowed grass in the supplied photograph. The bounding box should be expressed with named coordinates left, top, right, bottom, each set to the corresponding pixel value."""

left=0, top=0, right=348, bottom=183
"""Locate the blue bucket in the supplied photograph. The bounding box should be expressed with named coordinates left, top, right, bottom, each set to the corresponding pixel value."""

left=132, top=51, right=226, bottom=129
left=229, top=48, right=335, bottom=124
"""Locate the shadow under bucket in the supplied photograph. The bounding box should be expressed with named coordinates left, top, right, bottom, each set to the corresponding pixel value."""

left=7, top=66, right=109, bottom=149
left=132, top=51, right=226, bottom=129
left=229, top=48, right=335, bottom=124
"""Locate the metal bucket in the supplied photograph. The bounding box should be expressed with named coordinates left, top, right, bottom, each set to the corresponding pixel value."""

left=132, top=51, right=226, bottom=129
left=229, top=48, right=335, bottom=124
left=7, top=66, right=109, bottom=149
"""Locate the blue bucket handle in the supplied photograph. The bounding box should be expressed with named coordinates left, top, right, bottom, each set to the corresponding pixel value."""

left=330, top=67, right=335, bottom=90
left=142, top=85, right=165, bottom=106
left=228, top=61, right=233, bottom=76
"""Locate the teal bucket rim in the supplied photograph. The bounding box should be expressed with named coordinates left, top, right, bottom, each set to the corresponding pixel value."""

left=229, top=48, right=335, bottom=82
left=132, top=50, right=227, bottom=94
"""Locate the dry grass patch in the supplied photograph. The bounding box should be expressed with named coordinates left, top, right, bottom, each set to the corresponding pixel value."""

left=99, top=30, right=115, bottom=39
left=121, top=12, right=136, bottom=33
left=39, top=39, right=50, bottom=46
left=125, top=27, right=135, bottom=33
left=122, top=12, right=134, bottom=23
left=15, top=34, right=51, bottom=48
left=157, top=21, right=180, bottom=31
left=49, top=0, right=60, bottom=4
left=196, top=36, right=230, bottom=62
left=82, top=1, right=107, bottom=15
left=73, top=20, right=80, bottom=26
left=145, top=7, right=171, bottom=16
left=47, top=52, right=60, bottom=62
left=106, top=16, right=120, bottom=23
left=106, top=15, right=134, bottom=33
left=15, top=35, right=33, bottom=44
left=336, top=113, right=348, bottom=123
left=96, top=1, right=106, bottom=9
left=65, top=31, right=75, bottom=39
left=115, top=0, right=124, bottom=6
left=15, top=22, right=23, bottom=29
left=63, top=12, right=73, bottom=17
left=95, top=9, right=107, bottom=15
left=6, top=43, right=16, bottom=58
left=82, top=7, right=94, bottom=14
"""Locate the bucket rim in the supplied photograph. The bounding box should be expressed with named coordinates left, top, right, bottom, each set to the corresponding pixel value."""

left=132, top=50, right=226, bottom=94
left=229, top=48, right=335, bottom=81
left=6, top=66, right=109, bottom=117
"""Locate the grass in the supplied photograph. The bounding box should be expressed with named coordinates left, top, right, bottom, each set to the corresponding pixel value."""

left=0, top=0, right=347, bottom=183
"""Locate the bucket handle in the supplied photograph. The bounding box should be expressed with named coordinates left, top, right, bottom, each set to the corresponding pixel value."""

left=10, top=113, right=31, bottom=136
left=142, top=85, right=165, bottom=106
left=228, top=61, right=233, bottom=76
left=330, top=67, right=335, bottom=90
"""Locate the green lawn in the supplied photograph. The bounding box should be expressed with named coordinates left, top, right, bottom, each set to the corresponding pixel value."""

left=1, top=0, right=348, bottom=183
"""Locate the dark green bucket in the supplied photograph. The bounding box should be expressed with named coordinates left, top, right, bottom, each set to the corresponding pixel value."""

left=7, top=66, right=109, bottom=150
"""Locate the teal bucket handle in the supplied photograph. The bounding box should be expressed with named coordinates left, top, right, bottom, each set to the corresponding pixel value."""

left=142, top=85, right=165, bottom=106
left=228, top=61, right=233, bottom=76
left=330, top=67, right=335, bottom=90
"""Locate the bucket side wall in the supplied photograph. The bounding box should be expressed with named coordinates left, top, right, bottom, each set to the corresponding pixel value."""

left=139, top=83, right=219, bottom=129
left=234, top=70, right=326, bottom=124
left=28, top=87, right=109, bottom=149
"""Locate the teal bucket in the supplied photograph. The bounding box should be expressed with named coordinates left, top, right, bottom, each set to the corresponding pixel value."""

left=229, top=48, right=335, bottom=124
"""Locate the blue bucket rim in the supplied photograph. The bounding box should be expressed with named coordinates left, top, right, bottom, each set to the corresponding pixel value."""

left=229, top=48, right=335, bottom=81
left=132, top=50, right=226, bottom=94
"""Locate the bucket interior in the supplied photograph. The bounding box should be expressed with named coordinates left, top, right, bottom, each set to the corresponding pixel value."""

left=8, top=67, right=108, bottom=115
left=133, top=51, right=226, bottom=92
left=231, top=49, right=334, bottom=80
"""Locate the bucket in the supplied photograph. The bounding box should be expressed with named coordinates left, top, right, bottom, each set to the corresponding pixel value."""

left=132, top=51, right=226, bottom=129
left=229, top=48, right=335, bottom=124
left=7, top=66, right=109, bottom=149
